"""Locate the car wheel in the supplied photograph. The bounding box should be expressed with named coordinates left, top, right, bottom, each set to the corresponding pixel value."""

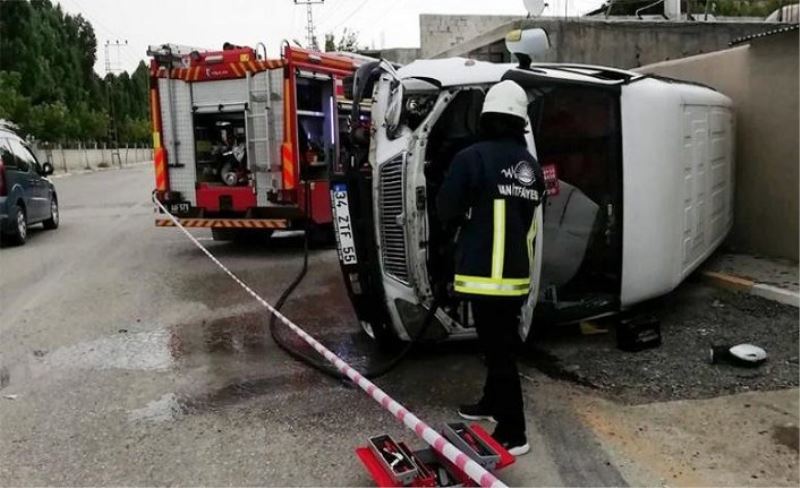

left=360, top=320, right=400, bottom=351
left=42, top=197, right=59, bottom=230
left=4, top=204, right=27, bottom=246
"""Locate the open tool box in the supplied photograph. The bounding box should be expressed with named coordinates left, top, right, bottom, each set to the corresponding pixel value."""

left=355, top=423, right=515, bottom=487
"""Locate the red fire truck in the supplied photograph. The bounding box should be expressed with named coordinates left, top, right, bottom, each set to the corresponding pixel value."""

left=147, top=43, right=363, bottom=239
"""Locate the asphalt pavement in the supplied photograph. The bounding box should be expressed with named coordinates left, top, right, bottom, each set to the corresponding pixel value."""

left=0, top=165, right=797, bottom=486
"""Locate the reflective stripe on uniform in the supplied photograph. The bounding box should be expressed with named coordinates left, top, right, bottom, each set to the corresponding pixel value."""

left=454, top=274, right=531, bottom=297
left=526, top=204, right=538, bottom=263
left=491, top=199, right=506, bottom=279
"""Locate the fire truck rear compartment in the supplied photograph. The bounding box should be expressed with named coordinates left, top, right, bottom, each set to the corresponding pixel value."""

left=193, top=111, right=248, bottom=186
left=422, top=84, right=623, bottom=323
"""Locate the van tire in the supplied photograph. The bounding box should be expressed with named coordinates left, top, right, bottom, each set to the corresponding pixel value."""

left=4, top=204, right=27, bottom=246
left=42, top=197, right=59, bottom=230
left=360, top=320, right=401, bottom=351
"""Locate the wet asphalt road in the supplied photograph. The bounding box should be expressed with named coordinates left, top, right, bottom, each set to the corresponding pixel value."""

left=0, top=165, right=624, bottom=486
left=1, top=165, right=796, bottom=486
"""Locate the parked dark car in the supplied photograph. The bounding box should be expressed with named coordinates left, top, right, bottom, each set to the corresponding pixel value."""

left=0, top=125, right=59, bottom=246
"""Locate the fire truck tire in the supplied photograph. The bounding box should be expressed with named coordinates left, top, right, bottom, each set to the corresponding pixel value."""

left=211, top=228, right=237, bottom=241
left=307, top=224, right=334, bottom=248
left=236, top=229, right=273, bottom=244
left=211, top=228, right=273, bottom=243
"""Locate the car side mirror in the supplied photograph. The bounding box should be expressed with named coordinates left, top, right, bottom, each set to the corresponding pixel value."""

left=505, top=28, right=550, bottom=69
left=42, top=162, right=54, bottom=175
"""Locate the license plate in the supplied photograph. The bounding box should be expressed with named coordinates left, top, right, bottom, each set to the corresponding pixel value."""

left=331, top=184, right=358, bottom=265
left=169, top=202, right=190, bottom=214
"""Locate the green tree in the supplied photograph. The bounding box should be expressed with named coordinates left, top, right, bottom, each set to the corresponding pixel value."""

left=323, top=28, right=362, bottom=52
left=324, top=33, right=336, bottom=52
left=0, top=72, right=32, bottom=130
left=0, top=0, right=148, bottom=143
left=28, top=101, right=69, bottom=143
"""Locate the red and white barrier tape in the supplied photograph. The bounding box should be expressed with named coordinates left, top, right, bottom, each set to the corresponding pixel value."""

left=153, top=199, right=507, bottom=488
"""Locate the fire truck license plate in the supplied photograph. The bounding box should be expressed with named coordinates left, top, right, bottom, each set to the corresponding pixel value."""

left=332, top=184, right=357, bottom=265
left=169, top=202, right=190, bottom=214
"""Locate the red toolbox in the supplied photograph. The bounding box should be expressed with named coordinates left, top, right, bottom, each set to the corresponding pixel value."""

left=355, top=423, right=515, bottom=487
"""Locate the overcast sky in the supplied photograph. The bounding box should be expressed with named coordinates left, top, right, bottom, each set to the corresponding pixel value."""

left=55, top=0, right=605, bottom=75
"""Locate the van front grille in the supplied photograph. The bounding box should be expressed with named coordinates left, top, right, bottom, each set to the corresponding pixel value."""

left=379, top=154, right=408, bottom=283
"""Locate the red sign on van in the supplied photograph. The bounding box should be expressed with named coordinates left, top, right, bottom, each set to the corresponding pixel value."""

left=542, top=164, right=559, bottom=196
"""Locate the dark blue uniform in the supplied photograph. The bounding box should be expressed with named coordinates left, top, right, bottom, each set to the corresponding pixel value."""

left=437, top=136, right=544, bottom=443
left=437, top=139, right=545, bottom=297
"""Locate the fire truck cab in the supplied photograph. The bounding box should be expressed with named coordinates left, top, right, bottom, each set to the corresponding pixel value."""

left=148, top=43, right=362, bottom=238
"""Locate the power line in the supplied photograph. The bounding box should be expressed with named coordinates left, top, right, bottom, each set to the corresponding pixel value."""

left=325, top=0, right=370, bottom=33
left=316, top=0, right=357, bottom=32
left=293, top=0, right=325, bottom=49
left=60, top=0, right=143, bottom=72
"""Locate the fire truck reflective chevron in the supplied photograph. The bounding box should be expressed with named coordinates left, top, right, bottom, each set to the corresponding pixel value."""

left=155, top=218, right=289, bottom=229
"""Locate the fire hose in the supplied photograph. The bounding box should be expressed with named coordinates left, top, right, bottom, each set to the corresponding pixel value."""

left=152, top=195, right=507, bottom=488
left=268, top=183, right=442, bottom=380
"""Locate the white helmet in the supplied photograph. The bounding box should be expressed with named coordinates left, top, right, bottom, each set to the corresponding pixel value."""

left=481, top=80, right=528, bottom=122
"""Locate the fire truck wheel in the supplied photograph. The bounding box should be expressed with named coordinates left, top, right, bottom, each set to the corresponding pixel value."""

left=234, top=229, right=273, bottom=244
left=307, top=224, right=335, bottom=249
left=211, top=229, right=237, bottom=241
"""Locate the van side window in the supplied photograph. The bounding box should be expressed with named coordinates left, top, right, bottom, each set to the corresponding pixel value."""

left=6, top=138, right=34, bottom=173
left=0, top=138, right=18, bottom=169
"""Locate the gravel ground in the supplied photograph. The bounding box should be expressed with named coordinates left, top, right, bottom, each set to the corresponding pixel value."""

left=525, top=280, right=799, bottom=404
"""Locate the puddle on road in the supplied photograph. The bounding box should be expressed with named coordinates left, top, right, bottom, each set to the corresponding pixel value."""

left=128, top=369, right=330, bottom=423
left=43, top=329, right=174, bottom=371
left=129, top=393, right=186, bottom=422
left=773, top=424, right=799, bottom=451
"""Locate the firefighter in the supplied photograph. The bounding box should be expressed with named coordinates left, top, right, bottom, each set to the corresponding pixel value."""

left=436, top=80, right=545, bottom=456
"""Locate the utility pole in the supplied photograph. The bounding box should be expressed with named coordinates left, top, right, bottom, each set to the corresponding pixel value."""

left=104, top=40, right=127, bottom=167
left=293, top=0, right=324, bottom=50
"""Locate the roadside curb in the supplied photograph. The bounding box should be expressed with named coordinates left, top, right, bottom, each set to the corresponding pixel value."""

left=50, top=160, right=151, bottom=179
left=701, top=270, right=800, bottom=307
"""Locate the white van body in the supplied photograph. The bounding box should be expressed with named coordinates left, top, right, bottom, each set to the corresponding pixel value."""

left=333, top=58, right=734, bottom=343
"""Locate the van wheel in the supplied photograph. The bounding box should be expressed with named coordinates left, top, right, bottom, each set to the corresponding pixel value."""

left=4, top=204, right=27, bottom=246
left=42, top=198, right=59, bottom=230
left=360, top=320, right=400, bottom=351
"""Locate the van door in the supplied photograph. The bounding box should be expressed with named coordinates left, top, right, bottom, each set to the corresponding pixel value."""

left=6, top=138, right=46, bottom=222
left=525, top=82, right=624, bottom=320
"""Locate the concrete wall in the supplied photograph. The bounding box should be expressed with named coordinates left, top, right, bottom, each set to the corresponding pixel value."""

left=31, top=144, right=153, bottom=174
left=359, top=47, right=422, bottom=65
left=420, top=14, right=519, bottom=58
left=638, top=30, right=799, bottom=260
left=432, top=17, right=780, bottom=69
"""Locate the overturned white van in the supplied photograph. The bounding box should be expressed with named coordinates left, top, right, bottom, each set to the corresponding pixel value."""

left=331, top=51, right=734, bottom=345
